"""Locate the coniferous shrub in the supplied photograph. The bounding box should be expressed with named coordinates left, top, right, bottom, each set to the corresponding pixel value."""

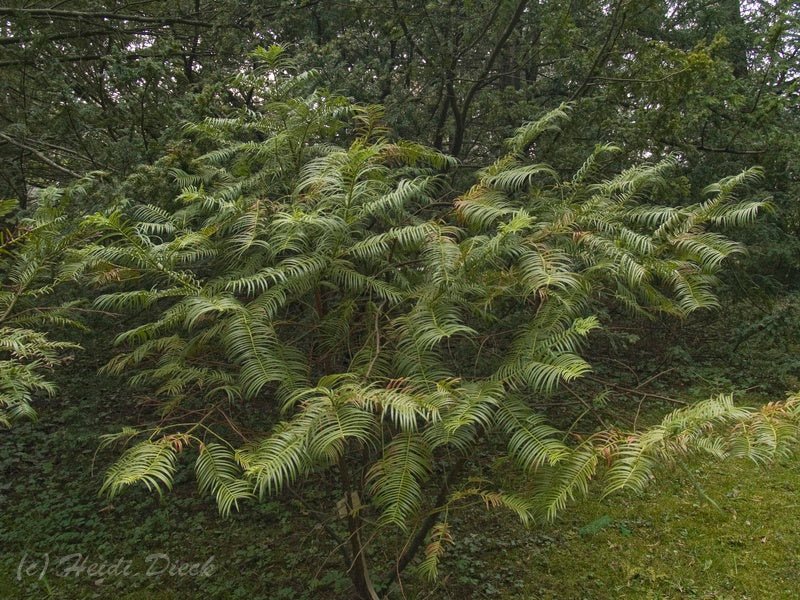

left=63, top=49, right=800, bottom=598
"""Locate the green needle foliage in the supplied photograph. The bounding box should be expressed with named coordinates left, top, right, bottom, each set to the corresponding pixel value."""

left=0, top=195, right=85, bottom=427
left=69, top=51, right=798, bottom=598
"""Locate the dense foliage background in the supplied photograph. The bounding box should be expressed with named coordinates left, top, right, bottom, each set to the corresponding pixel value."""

left=1, top=2, right=799, bottom=598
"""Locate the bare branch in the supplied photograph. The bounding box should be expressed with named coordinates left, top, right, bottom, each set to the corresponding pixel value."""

left=0, top=132, right=81, bottom=179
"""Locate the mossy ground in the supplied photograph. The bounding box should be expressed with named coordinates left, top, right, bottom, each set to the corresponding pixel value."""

left=2, top=331, right=799, bottom=599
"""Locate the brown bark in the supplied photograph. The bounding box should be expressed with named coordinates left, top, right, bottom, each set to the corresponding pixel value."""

left=338, top=456, right=380, bottom=600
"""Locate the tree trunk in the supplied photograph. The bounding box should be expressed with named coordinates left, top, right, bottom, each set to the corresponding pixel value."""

left=719, top=0, right=748, bottom=78
left=339, top=457, right=380, bottom=600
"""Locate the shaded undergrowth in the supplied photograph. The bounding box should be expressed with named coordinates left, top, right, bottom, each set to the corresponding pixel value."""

left=2, top=312, right=799, bottom=599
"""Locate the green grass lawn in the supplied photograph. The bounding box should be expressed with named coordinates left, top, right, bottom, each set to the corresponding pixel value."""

left=419, top=457, right=800, bottom=599
left=2, top=337, right=799, bottom=599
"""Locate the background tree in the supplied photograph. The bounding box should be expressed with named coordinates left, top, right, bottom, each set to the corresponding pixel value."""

left=0, top=1, right=267, bottom=206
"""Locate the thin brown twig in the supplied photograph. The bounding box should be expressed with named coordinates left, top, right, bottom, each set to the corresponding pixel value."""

left=588, top=375, right=687, bottom=405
